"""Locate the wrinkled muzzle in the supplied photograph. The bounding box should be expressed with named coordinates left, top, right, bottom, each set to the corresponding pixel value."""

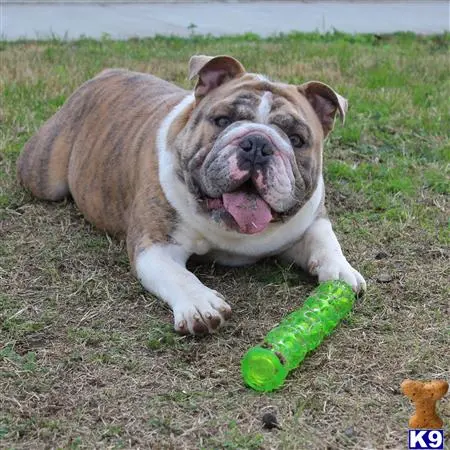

left=198, top=124, right=304, bottom=234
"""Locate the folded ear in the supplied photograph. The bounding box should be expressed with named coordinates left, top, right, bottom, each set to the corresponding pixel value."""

left=188, top=55, right=246, bottom=100
left=298, top=81, right=348, bottom=137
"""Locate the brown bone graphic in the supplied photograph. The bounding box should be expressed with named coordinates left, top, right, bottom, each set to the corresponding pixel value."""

left=401, top=379, right=448, bottom=429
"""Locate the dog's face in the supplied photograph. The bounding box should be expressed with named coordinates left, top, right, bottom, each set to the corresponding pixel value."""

left=170, top=55, right=347, bottom=235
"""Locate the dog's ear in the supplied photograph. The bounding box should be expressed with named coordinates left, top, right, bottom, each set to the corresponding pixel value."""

left=189, top=55, right=246, bottom=100
left=298, top=81, right=348, bottom=137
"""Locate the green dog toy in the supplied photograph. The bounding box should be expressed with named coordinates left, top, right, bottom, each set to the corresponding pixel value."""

left=241, top=280, right=356, bottom=392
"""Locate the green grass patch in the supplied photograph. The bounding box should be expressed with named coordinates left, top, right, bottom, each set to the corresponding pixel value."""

left=0, top=343, right=38, bottom=374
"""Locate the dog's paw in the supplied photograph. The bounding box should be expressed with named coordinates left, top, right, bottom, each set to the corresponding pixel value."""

left=172, top=287, right=232, bottom=335
left=309, top=256, right=366, bottom=294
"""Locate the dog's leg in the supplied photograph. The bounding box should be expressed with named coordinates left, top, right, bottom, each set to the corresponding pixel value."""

left=126, top=187, right=231, bottom=335
left=17, top=98, right=75, bottom=201
left=134, top=243, right=231, bottom=335
left=282, top=217, right=366, bottom=293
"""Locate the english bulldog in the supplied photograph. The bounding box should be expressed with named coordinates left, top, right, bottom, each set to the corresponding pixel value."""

left=17, top=55, right=366, bottom=335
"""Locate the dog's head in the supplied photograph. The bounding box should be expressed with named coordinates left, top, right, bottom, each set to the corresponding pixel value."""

left=169, top=55, right=347, bottom=234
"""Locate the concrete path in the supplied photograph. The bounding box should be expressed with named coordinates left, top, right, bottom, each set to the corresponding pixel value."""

left=1, top=1, right=449, bottom=41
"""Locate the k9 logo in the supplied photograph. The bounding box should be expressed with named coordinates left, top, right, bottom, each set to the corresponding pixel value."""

left=408, top=430, right=444, bottom=449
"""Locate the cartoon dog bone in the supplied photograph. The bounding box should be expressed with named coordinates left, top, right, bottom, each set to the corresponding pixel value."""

left=401, top=379, right=448, bottom=429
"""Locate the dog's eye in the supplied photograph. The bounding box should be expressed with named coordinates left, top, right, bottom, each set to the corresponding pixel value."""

left=289, top=134, right=305, bottom=148
left=214, top=116, right=231, bottom=128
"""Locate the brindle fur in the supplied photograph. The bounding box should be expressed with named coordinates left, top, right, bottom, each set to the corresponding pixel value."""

left=18, top=69, right=186, bottom=269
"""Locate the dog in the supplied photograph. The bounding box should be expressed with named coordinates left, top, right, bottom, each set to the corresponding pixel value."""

left=17, top=55, right=366, bottom=335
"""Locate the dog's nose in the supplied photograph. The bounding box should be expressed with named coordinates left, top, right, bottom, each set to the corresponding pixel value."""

left=239, top=135, right=273, bottom=164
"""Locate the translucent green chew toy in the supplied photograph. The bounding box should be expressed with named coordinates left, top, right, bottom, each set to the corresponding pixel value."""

left=241, top=280, right=355, bottom=392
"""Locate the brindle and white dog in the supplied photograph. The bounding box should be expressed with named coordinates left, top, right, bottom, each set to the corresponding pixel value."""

left=18, top=55, right=366, bottom=335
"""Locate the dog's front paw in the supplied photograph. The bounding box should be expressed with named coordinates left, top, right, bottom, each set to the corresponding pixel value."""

left=309, top=256, right=366, bottom=293
left=172, top=287, right=232, bottom=335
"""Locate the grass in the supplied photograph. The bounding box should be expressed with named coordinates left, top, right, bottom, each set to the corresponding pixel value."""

left=1, top=32, right=449, bottom=449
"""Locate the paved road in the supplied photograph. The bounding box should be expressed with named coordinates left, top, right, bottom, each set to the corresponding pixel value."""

left=1, top=1, right=449, bottom=41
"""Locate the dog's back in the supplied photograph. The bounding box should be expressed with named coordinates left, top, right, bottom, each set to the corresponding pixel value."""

left=17, top=69, right=186, bottom=235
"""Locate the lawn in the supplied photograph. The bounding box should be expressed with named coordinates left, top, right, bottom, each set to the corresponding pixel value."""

left=0, top=32, right=449, bottom=449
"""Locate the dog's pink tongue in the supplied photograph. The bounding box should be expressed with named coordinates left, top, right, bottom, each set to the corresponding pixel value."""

left=222, top=191, right=272, bottom=234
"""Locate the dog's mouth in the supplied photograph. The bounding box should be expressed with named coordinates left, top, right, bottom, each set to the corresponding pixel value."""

left=204, top=180, right=278, bottom=234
